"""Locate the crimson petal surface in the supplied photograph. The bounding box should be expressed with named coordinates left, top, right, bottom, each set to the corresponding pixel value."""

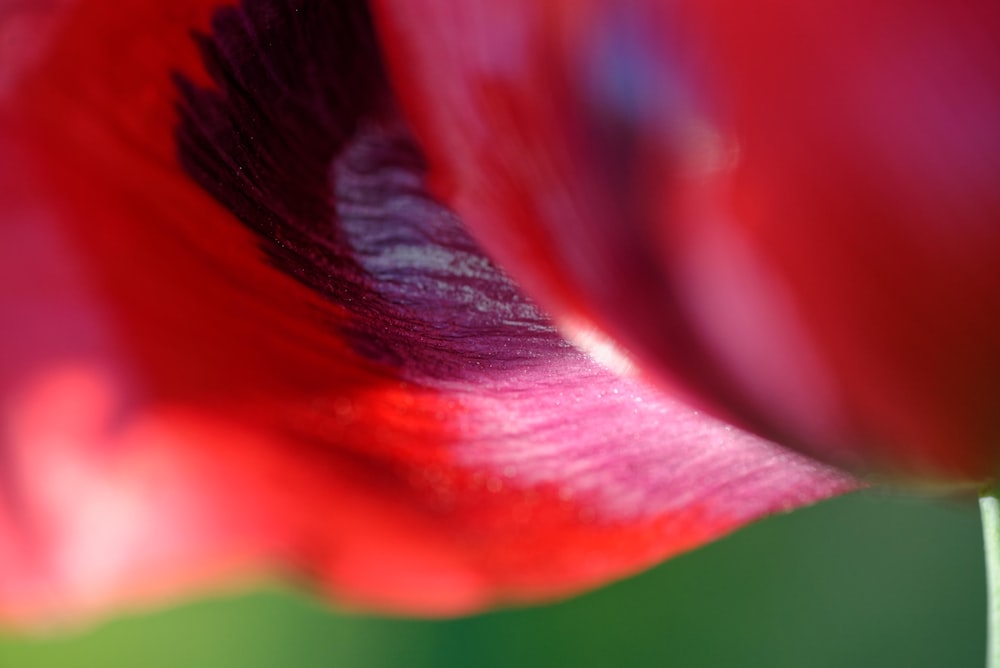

left=1, top=0, right=853, bottom=624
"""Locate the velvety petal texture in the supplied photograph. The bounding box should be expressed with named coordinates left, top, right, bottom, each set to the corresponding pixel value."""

left=372, top=0, right=1000, bottom=481
left=1, top=0, right=853, bottom=624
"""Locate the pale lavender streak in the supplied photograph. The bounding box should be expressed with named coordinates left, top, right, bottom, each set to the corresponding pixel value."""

left=335, top=124, right=854, bottom=522
left=334, top=119, right=573, bottom=382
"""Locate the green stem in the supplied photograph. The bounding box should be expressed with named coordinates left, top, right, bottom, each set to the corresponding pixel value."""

left=981, top=485, right=1000, bottom=668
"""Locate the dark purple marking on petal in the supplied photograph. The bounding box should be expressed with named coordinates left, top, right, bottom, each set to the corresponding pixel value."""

left=174, top=0, right=568, bottom=382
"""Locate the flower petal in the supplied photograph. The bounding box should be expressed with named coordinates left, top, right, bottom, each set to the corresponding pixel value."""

left=372, top=0, right=1000, bottom=480
left=1, top=0, right=854, bottom=624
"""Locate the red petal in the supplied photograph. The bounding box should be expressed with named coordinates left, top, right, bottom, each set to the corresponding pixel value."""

left=1, top=0, right=854, bottom=624
left=689, top=1, right=1000, bottom=478
left=372, top=0, right=1000, bottom=480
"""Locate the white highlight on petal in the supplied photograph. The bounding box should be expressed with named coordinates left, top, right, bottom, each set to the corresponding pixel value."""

left=560, top=318, right=637, bottom=378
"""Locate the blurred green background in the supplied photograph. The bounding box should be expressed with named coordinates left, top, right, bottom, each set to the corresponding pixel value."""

left=0, top=490, right=984, bottom=667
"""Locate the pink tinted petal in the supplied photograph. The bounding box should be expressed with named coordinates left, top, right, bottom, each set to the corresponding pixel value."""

left=1, top=0, right=854, bottom=625
left=372, top=0, right=1000, bottom=481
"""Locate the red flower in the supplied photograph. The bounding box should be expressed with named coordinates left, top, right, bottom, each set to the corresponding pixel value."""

left=373, top=0, right=1000, bottom=482
left=0, top=0, right=854, bottom=625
